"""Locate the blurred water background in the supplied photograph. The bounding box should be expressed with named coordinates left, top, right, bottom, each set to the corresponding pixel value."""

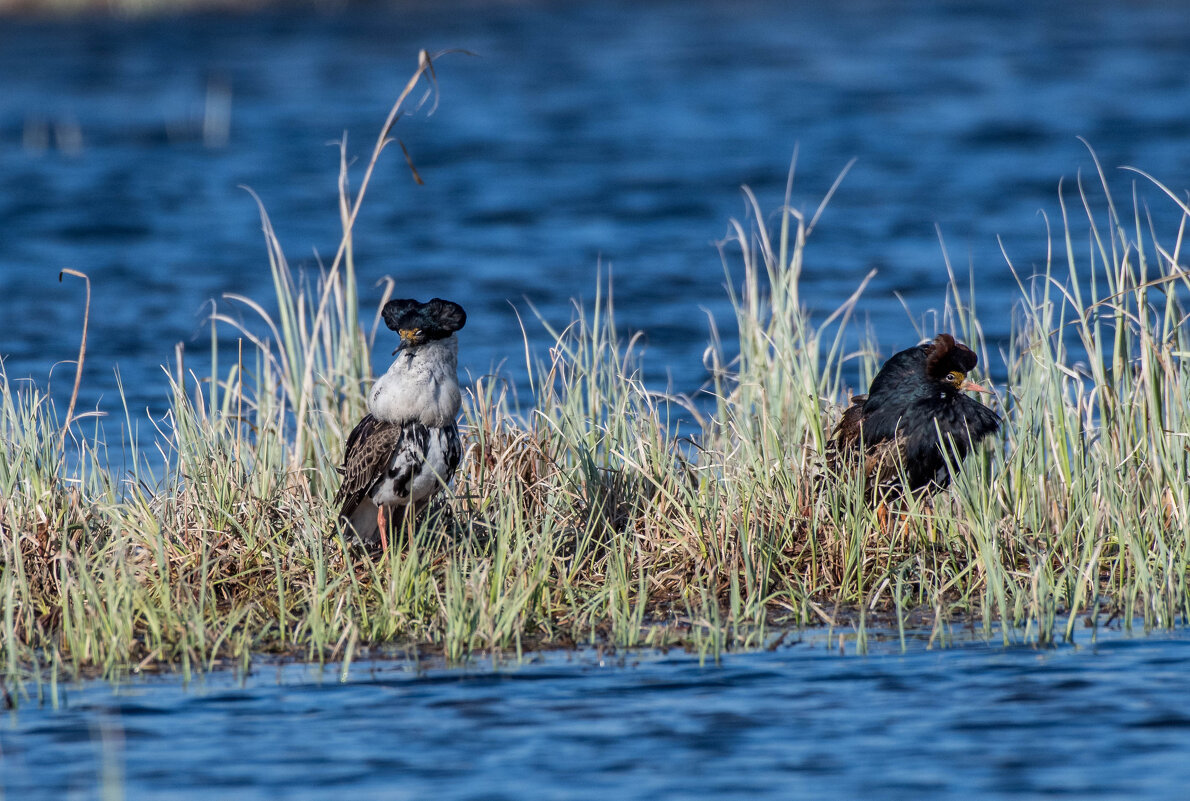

left=2, top=0, right=1190, bottom=449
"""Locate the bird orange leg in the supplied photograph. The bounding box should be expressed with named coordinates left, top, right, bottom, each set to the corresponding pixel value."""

left=876, top=500, right=890, bottom=535
left=377, top=506, right=389, bottom=554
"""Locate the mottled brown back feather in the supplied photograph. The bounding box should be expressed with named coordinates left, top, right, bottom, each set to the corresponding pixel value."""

left=830, top=395, right=867, bottom=452
left=333, top=413, right=403, bottom=521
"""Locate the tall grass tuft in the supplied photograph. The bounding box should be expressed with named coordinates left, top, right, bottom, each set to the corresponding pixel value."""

left=3, top=57, right=1190, bottom=688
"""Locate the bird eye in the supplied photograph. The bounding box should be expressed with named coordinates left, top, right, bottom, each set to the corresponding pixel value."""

left=947, top=371, right=965, bottom=385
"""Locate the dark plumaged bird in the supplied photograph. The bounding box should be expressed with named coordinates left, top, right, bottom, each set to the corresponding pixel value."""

left=333, top=297, right=466, bottom=551
left=829, top=333, right=1000, bottom=494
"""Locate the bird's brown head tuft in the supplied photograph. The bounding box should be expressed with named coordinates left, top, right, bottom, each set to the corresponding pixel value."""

left=925, top=334, right=989, bottom=394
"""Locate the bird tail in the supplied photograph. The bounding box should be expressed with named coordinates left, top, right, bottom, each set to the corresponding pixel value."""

left=329, top=499, right=377, bottom=545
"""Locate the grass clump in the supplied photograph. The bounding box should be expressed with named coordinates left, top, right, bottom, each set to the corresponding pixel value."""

left=4, top=55, right=1190, bottom=687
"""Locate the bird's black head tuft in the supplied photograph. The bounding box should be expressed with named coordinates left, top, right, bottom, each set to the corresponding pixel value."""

left=382, top=298, right=467, bottom=343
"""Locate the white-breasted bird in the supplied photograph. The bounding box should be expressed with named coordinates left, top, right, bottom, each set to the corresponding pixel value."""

left=333, top=297, right=466, bottom=551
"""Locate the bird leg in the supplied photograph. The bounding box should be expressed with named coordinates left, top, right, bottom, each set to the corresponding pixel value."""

left=876, top=500, right=890, bottom=535
left=922, top=495, right=937, bottom=543
left=377, top=506, right=389, bottom=554
left=899, top=513, right=914, bottom=543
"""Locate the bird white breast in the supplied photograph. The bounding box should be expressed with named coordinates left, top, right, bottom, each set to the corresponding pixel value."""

left=367, top=335, right=461, bottom=427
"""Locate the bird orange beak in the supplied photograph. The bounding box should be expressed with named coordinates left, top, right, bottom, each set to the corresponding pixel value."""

left=959, top=378, right=991, bottom=394
left=392, top=328, right=421, bottom=355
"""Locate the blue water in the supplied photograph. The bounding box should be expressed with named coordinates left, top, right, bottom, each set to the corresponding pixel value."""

left=4, top=630, right=1190, bottom=800
left=2, top=0, right=1190, bottom=431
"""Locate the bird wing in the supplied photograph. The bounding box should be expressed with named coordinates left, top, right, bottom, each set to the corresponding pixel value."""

left=829, top=394, right=911, bottom=489
left=863, top=437, right=910, bottom=489
left=829, top=395, right=868, bottom=452
left=954, top=396, right=1001, bottom=446
left=333, top=414, right=403, bottom=521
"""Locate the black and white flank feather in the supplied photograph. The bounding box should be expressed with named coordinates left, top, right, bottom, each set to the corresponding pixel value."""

left=333, top=297, right=467, bottom=547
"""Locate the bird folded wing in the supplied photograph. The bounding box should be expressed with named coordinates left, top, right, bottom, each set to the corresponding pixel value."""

left=863, top=437, right=909, bottom=489
left=334, top=414, right=403, bottom=519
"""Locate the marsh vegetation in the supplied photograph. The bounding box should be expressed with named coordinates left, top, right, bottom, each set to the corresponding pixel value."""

left=3, top=57, right=1190, bottom=687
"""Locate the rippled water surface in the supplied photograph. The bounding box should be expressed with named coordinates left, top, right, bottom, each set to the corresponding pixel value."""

left=5, top=630, right=1190, bottom=800
left=2, top=0, right=1190, bottom=426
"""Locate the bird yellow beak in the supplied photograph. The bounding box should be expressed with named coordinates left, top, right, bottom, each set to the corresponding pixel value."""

left=959, top=378, right=991, bottom=394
